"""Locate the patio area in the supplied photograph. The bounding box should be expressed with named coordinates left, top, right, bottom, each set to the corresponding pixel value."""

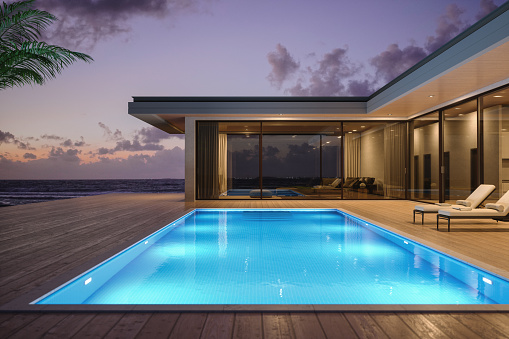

left=1, top=193, right=509, bottom=338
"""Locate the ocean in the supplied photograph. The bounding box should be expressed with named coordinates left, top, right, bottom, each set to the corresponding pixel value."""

left=0, top=179, right=185, bottom=207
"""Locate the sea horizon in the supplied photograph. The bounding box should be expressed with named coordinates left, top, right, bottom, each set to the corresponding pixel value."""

left=0, top=178, right=185, bottom=207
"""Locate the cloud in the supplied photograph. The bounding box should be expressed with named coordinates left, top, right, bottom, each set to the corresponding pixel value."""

left=0, top=130, right=15, bottom=144
left=424, top=4, right=468, bottom=53
left=49, top=147, right=81, bottom=162
left=347, top=79, right=375, bottom=97
left=370, top=44, right=427, bottom=84
left=476, top=0, right=498, bottom=20
left=266, top=44, right=300, bottom=89
left=0, top=130, right=35, bottom=150
left=268, top=1, right=499, bottom=96
left=32, top=0, right=210, bottom=50
left=60, top=137, right=87, bottom=147
left=285, top=47, right=362, bottom=96
left=23, top=153, right=37, bottom=160
left=41, top=134, right=64, bottom=140
left=136, top=127, right=184, bottom=143
left=0, top=147, right=185, bottom=179
left=98, top=122, right=123, bottom=141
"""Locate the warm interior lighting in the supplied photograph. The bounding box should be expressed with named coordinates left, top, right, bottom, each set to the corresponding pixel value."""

left=352, top=129, right=357, bottom=132
left=361, top=125, right=365, bottom=128
left=494, top=95, right=503, bottom=97
left=348, top=131, right=353, bottom=134
left=428, top=95, right=434, bottom=98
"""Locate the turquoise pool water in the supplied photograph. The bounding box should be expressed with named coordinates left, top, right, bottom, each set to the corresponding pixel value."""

left=33, top=209, right=509, bottom=305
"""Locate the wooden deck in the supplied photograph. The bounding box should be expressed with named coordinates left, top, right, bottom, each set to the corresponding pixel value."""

left=1, top=193, right=509, bottom=338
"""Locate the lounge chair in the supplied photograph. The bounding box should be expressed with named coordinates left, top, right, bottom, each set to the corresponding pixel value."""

left=413, top=184, right=496, bottom=224
left=437, top=190, right=509, bottom=231
left=313, top=178, right=341, bottom=190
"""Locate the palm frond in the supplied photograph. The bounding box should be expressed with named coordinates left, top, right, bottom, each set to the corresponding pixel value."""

left=0, top=0, right=56, bottom=46
left=0, top=41, right=93, bottom=90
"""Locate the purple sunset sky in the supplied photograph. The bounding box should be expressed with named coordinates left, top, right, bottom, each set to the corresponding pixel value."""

left=0, top=0, right=503, bottom=179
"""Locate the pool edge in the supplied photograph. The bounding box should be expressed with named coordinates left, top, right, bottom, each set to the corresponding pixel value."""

left=4, top=207, right=509, bottom=312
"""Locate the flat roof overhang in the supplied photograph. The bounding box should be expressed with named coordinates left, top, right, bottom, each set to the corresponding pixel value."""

left=128, top=2, right=509, bottom=134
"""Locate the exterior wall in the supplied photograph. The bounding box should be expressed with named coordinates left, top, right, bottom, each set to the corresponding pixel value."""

left=185, top=117, right=196, bottom=202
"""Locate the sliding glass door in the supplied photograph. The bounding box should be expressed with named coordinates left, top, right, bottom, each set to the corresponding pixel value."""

left=261, top=121, right=341, bottom=199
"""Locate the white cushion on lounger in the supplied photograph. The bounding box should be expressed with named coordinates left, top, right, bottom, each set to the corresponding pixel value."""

left=414, top=184, right=495, bottom=214
left=438, top=208, right=506, bottom=217
left=415, top=204, right=458, bottom=212
left=486, top=203, right=504, bottom=212
left=452, top=206, right=472, bottom=211
left=439, top=190, right=509, bottom=217
left=458, top=184, right=496, bottom=207
left=456, top=200, right=471, bottom=207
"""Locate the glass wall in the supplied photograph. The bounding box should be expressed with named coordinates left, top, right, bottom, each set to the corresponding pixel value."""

left=482, top=87, right=509, bottom=201
left=262, top=121, right=342, bottom=199
left=223, top=122, right=261, bottom=198
left=342, top=122, right=406, bottom=199
left=409, top=112, right=439, bottom=202
left=443, top=99, right=477, bottom=202
left=194, top=85, right=508, bottom=201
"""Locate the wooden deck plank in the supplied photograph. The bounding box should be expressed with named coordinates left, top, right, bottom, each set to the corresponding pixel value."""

left=477, top=312, right=509, bottom=335
left=316, top=313, right=358, bottom=339
left=262, top=313, right=295, bottom=339
left=135, top=313, right=180, bottom=339
left=344, top=313, right=389, bottom=339
left=397, top=313, right=450, bottom=339
left=103, top=313, right=152, bottom=339
left=289, top=313, right=326, bottom=339
left=369, top=313, right=420, bottom=339
left=422, top=313, right=482, bottom=339
left=0, top=313, right=40, bottom=338
left=200, top=313, right=235, bottom=339
left=169, top=313, right=207, bottom=339
left=42, top=313, right=95, bottom=339
left=8, top=313, right=67, bottom=339
left=449, top=313, right=509, bottom=338
left=71, top=313, right=125, bottom=339
left=232, top=313, right=263, bottom=339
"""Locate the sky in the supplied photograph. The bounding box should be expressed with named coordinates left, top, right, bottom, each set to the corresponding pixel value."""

left=0, top=0, right=504, bottom=179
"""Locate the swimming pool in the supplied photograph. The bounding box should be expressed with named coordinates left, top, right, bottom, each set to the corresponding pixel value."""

left=33, top=209, right=509, bottom=305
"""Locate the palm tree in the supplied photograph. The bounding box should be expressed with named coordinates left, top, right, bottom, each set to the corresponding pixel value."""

left=0, top=0, right=93, bottom=90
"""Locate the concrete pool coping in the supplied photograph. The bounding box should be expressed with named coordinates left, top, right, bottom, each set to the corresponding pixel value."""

left=3, top=207, right=509, bottom=313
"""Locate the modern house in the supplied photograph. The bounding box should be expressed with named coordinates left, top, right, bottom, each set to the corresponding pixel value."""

left=129, top=2, right=509, bottom=203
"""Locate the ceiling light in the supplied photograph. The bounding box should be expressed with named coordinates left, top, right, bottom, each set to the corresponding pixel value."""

left=494, top=95, right=503, bottom=98
left=502, top=129, right=507, bottom=131
left=326, top=141, right=330, bottom=144
left=352, top=129, right=357, bottom=132
left=348, top=131, right=353, bottom=134
left=428, top=95, right=434, bottom=98
left=458, top=113, right=464, bottom=116
left=337, top=136, right=341, bottom=139
left=361, top=125, right=365, bottom=128
left=455, top=107, right=460, bottom=109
